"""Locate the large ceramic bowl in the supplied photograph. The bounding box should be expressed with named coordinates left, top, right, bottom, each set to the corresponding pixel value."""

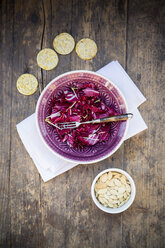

left=35, top=70, right=129, bottom=164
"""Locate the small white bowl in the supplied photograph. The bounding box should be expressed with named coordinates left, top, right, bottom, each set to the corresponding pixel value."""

left=91, top=168, right=136, bottom=214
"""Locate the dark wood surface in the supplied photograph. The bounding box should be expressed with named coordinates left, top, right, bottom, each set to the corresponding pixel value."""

left=0, top=0, right=164, bottom=247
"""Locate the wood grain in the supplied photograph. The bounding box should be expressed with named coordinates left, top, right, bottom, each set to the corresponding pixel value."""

left=0, top=1, right=14, bottom=246
left=123, top=1, right=165, bottom=247
left=6, top=0, right=44, bottom=247
left=0, top=0, right=164, bottom=247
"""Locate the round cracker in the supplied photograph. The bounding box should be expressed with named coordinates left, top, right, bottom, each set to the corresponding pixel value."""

left=53, top=33, right=75, bottom=55
left=16, top=74, right=38, bottom=95
left=37, top=48, right=59, bottom=70
left=76, top=38, right=97, bottom=60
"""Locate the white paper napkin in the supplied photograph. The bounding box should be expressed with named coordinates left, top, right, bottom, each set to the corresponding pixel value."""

left=97, top=61, right=146, bottom=110
left=16, top=61, right=147, bottom=182
left=17, top=113, right=77, bottom=182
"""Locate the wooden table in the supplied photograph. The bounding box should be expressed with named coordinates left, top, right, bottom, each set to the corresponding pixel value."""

left=0, top=0, right=164, bottom=247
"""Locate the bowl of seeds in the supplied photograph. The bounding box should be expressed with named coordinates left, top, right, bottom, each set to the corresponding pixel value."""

left=91, top=168, right=136, bottom=214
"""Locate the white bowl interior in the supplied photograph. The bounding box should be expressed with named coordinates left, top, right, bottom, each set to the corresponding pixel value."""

left=91, top=168, right=136, bottom=214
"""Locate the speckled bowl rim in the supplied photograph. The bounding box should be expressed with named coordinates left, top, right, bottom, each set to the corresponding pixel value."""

left=91, top=168, right=136, bottom=214
left=35, top=70, right=129, bottom=164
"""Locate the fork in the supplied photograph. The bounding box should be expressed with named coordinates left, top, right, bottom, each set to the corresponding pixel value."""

left=45, top=113, right=133, bottom=130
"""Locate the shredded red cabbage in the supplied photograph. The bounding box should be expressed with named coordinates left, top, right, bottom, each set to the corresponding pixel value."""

left=48, top=82, right=119, bottom=148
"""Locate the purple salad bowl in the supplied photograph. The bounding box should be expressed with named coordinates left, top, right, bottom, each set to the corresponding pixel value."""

left=35, top=70, right=129, bottom=164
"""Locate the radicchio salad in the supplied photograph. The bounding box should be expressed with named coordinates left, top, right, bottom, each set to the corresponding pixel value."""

left=46, top=82, right=120, bottom=148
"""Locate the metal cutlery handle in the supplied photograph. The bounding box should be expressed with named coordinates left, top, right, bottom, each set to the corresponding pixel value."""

left=90, top=113, right=133, bottom=124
